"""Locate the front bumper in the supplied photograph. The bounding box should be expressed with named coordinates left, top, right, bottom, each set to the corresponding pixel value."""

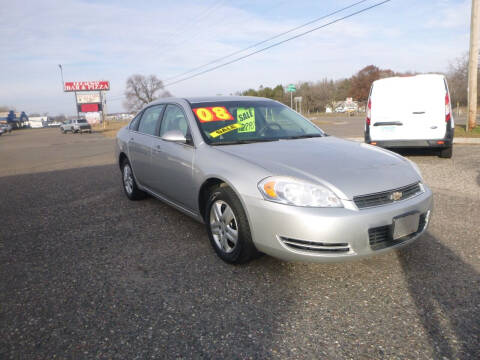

left=244, top=185, right=433, bottom=262
left=365, top=139, right=452, bottom=149
left=76, top=126, right=92, bottom=133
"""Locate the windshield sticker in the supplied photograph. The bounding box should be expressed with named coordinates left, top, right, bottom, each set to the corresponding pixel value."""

left=209, top=123, right=242, bottom=138
left=237, top=107, right=256, bottom=133
left=193, top=106, right=234, bottom=122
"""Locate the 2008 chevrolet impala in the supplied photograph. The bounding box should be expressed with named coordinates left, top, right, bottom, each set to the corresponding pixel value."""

left=116, top=97, right=433, bottom=264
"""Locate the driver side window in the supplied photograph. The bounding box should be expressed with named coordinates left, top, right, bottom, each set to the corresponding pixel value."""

left=160, top=104, right=189, bottom=137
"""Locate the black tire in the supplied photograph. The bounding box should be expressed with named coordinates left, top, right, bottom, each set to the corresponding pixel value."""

left=439, top=146, right=452, bottom=158
left=121, top=158, right=146, bottom=200
left=205, top=186, right=260, bottom=264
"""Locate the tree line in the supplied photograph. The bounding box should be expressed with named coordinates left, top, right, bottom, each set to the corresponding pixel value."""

left=121, top=54, right=474, bottom=113
left=239, top=57, right=474, bottom=114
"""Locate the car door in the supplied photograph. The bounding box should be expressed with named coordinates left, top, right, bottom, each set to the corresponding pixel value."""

left=149, top=104, right=196, bottom=210
left=127, top=105, right=164, bottom=188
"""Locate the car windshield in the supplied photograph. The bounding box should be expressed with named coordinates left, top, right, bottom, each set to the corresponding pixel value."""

left=77, top=119, right=87, bottom=123
left=190, top=100, right=324, bottom=145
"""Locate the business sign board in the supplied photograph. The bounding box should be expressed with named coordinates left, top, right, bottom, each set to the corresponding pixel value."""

left=76, top=92, right=101, bottom=104
left=78, top=103, right=102, bottom=113
left=64, top=81, right=110, bottom=92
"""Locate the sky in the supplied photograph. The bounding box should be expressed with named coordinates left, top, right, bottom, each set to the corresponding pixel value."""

left=0, top=0, right=472, bottom=115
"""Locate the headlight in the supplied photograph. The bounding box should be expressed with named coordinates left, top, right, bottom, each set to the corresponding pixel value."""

left=258, top=176, right=342, bottom=208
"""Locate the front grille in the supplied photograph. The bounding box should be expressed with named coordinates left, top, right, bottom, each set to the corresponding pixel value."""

left=279, top=237, right=350, bottom=253
left=354, top=182, right=422, bottom=209
left=368, top=212, right=428, bottom=250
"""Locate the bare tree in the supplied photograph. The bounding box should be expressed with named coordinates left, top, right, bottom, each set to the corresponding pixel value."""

left=123, top=74, right=172, bottom=111
left=447, top=53, right=469, bottom=107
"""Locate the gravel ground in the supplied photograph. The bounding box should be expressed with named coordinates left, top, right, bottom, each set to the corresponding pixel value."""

left=0, top=129, right=479, bottom=359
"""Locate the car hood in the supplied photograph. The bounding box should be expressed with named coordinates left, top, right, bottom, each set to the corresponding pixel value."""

left=215, top=137, right=420, bottom=200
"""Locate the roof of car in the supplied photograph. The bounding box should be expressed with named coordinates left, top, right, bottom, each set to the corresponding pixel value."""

left=185, top=96, right=272, bottom=103
left=150, top=96, right=274, bottom=105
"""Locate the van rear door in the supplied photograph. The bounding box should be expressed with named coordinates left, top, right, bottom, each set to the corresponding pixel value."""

left=370, top=75, right=447, bottom=142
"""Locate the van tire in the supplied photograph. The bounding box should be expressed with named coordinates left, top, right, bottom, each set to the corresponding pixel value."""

left=439, top=146, right=452, bottom=158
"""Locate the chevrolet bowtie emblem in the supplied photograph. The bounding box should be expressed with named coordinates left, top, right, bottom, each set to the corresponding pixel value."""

left=390, top=191, right=403, bottom=201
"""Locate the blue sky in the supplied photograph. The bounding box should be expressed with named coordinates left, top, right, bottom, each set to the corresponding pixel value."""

left=0, top=0, right=471, bottom=115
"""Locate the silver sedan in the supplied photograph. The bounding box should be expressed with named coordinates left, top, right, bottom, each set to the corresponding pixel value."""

left=116, top=97, right=433, bottom=264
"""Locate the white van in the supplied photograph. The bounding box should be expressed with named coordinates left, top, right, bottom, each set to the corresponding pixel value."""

left=365, top=74, right=454, bottom=158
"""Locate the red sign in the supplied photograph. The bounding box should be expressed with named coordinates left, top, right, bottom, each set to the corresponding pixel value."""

left=80, top=103, right=99, bottom=112
left=64, top=81, right=110, bottom=92
left=192, top=107, right=234, bottom=122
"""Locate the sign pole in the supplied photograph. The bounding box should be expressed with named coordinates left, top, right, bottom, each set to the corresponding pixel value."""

left=74, top=92, right=80, bottom=119
left=100, top=91, right=106, bottom=129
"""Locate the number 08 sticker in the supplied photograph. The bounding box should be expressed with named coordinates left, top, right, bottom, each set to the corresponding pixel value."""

left=193, top=106, right=234, bottom=122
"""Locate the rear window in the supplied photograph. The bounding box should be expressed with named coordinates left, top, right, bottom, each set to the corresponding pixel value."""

left=372, top=76, right=446, bottom=116
left=77, top=119, right=87, bottom=123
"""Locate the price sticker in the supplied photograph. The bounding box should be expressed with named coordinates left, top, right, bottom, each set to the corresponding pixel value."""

left=237, top=107, right=256, bottom=133
left=193, top=106, right=234, bottom=122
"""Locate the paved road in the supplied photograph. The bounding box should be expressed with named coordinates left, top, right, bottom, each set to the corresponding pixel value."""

left=311, top=114, right=479, bottom=138
left=1, top=128, right=479, bottom=359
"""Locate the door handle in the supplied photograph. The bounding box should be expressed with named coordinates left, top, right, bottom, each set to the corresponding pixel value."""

left=153, top=144, right=162, bottom=153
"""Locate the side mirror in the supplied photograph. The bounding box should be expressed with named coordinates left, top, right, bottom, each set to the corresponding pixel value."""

left=161, top=130, right=187, bottom=143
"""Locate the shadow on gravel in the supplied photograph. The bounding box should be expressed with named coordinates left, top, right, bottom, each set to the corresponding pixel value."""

left=389, top=148, right=441, bottom=158
left=398, top=233, right=480, bottom=359
left=0, top=164, right=298, bottom=358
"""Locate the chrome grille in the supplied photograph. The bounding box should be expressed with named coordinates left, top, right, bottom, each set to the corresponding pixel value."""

left=354, top=182, right=422, bottom=209
left=279, top=237, right=350, bottom=253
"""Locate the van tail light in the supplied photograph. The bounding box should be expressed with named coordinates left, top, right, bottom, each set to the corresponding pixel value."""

left=366, top=98, right=371, bottom=125
left=445, top=93, right=451, bottom=122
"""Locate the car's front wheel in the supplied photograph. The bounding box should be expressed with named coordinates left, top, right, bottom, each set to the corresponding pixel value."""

left=206, top=186, right=259, bottom=264
left=121, top=159, right=146, bottom=200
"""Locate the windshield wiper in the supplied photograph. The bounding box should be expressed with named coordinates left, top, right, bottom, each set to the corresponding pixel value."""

left=281, top=134, right=323, bottom=140
left=212, top=138, right=279, bottom=146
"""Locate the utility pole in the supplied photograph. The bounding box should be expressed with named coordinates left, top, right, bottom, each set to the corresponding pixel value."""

left=467, top=0, right=479, bottom=131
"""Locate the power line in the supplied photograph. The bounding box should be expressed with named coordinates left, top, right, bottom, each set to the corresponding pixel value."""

left=164, top=0, right=370, bottom=82
left=163, top=0, right=392, bottom=88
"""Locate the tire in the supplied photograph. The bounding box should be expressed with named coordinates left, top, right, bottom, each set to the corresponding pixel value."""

left=121, top=158, right=146, bottom=200
left=439, top=146, right=452, bottom=158
left=205, top=186, right=260, bottom=264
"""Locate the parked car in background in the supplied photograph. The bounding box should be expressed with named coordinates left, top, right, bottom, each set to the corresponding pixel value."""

left=0, top=123, right=12, bottom=134
left=365, top=74, right=454, bottom=158
left=116, top=96, right=432, bottom=264
left=60, top=119, right=92, bottom=133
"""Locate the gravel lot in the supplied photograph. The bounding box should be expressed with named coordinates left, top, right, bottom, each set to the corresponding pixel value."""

left=1, top=128, right=479, bottom=359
